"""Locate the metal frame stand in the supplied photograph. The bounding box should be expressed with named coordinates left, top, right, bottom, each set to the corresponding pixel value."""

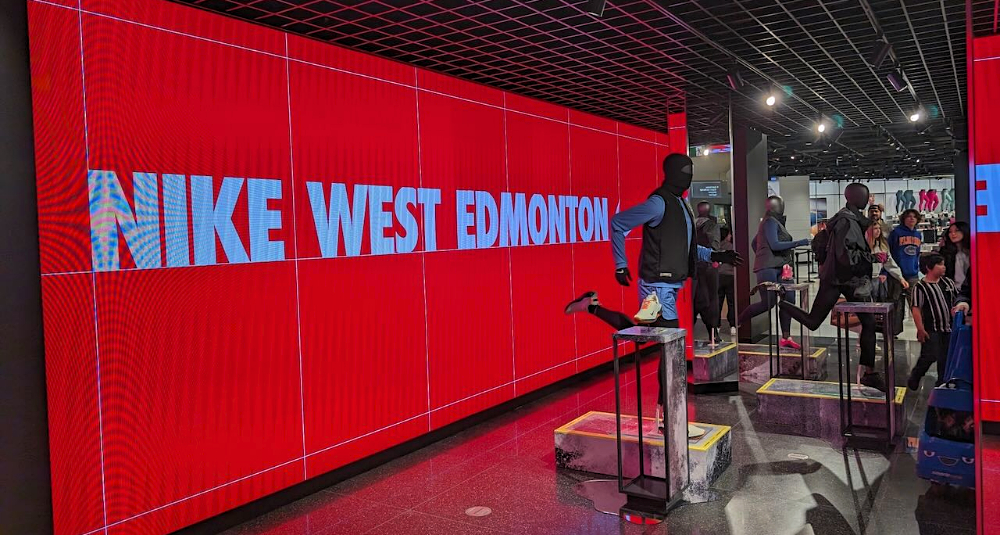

left=834, top=301, right=897, bottom=448
left=764, top=283, right=812, bottom=380
left=612, top=326, right=689, bottom=520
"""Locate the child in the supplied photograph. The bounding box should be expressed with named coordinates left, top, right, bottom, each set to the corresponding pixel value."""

left=907, top=253, right=960, bottom=391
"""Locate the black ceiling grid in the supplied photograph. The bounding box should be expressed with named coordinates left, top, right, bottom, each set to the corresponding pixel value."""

left=172, top=0, right=988, bottom=179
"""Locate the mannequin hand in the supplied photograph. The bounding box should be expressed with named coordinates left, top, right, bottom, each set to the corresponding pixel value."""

left=711, top=250, right=743, bottom=266
left=874, top=251, right=888, bottom=263
left=901, top=279, right=910, bottom=290
left=615, top=267, right=632, bottom=287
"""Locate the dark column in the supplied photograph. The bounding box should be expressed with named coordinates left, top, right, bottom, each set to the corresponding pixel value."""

left=0, top=2, right=53, bottom=534
left=730, top=112, right=770, bottom=341
left=955, top=149, right=970, bottom=222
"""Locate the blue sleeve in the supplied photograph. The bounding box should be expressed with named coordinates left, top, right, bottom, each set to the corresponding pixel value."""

left=611, top=196, right=664, bottom=269
left=888, top=229, right=902, bottom=264
left=763, top=218, right=801, bottom=251
left=697, top=245, right=713, bottom=262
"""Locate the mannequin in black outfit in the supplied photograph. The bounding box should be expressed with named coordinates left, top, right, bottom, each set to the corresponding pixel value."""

left=776, top=183, right=889, bottom=391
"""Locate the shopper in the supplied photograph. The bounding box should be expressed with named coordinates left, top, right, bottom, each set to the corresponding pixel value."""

left=907, top=253, right=960, bottom=391
left=736, top=196, right=809, bottom=349
left=718, top=227, right=737, bottom=335
left=563, top=153, right=741, bottom=432
left=889, top=209, right=923, bottom=286
left=868, top=223, right=908, bottom=335
left=778, top=183, right=889, bottom=391
left=941, top=221, right=971, bottom=293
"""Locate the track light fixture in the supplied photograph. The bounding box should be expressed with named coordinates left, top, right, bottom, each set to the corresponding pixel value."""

left=817, top=123, right=826, bottom=133
left=585, top=0, right=607, bottom=17
left=765, top=94, right=776, bottom=106
left=726, top=66, right=745, bottom=90
left=887, top=67, right=907, bottom=92
left=867, top=40, right=893, bottom=69
left=909, top=110, right=921, bottom=122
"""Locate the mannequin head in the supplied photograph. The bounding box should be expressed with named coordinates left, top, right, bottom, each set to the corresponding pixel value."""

left=661, top=153, right=693, bottom=196
left=697, top=201, right=711, bottom=217
left=844, top=183, right=870, bottom=212
left=765, top=196, right=784, bottom=218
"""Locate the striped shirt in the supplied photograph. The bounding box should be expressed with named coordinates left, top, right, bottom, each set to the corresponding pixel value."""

left=912, top=277, right=959, bottom=333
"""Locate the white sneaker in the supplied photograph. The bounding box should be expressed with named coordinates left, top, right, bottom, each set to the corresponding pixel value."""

left=634, top=293, right=661, bottom=324
left=730, top=327, right=736, bottom=336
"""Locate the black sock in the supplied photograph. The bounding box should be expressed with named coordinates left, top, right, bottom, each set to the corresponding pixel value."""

left=587, top=304, right=598, bottom=314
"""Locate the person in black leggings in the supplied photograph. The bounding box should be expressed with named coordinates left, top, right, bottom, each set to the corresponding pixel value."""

left=776, top=183, right=888, bottom=391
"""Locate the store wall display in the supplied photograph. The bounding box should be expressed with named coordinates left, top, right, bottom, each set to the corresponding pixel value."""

left=25, top=1, right=685, bottom=533
left=971, top=34, right=1000, bottom=423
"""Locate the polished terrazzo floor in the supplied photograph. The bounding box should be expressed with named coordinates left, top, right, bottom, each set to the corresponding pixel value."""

left=221, top=337, right=983, bottom=535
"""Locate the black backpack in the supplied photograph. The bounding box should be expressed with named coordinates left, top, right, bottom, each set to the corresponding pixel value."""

left=812, top=226, right=831, bottom=265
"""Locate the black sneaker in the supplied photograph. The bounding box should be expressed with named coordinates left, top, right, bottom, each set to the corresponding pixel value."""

left=564, top=291, right=599, bottom=315
left=907, top=375, right=921, bottom=392
left=860, top=372, right=887, bottom=393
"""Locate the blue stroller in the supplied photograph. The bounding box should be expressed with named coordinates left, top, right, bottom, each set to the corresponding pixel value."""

left=916, top=311, right=975, bottom=488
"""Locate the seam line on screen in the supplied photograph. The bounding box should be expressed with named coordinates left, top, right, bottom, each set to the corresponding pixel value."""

left=414, top=66, right=432, bottom=432
left=567, top=111, right=578, bottom=374
left=284, top=33, right=309, bottom=480
left=76, top=0, right=109, bottom=531
left=502, top=93, right=517, bottom=397
left=83, top=345, right=619, bottom=530
left=973, top=56, right=1000, bottom=62
left=101, top=457, right=304, bottom=530
left=305, top=344, right=611, bottom=459
left=37, top=241, right=598, bottom=277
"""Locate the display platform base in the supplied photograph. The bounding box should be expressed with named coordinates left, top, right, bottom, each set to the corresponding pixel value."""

left=690, top=341, right=739, bottom=383
left=756, top=378, right=905, bottom=439
left=554, top=411, right=731, bottom=493
left=738, top=344, right=828, bottom=383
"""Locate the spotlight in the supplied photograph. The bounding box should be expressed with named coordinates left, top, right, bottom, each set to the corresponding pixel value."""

left=790, top=155, right=795, bottom=160
left=817, top=123, right=827, bottom=133
left=909, top=111, right=921, bottom=122
left=887, top=68, right=907, bottom=92
left=766, top=95, right=776, bottom=106
left=703, top=148, right=710, bottom=156
left=585, top=0, right=606, bottom=17
left=867, top=40, right=893, bottom=69
left=916, top=158, right=920, bottom=163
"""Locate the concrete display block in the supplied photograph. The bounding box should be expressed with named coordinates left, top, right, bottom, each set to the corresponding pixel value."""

left=554, top=411, right=731, bottom=493
left=756, top=378, right=905, bottom=440
left=690, top=341, right=739, bottom=383
left=738, top=344, right=828, bottom=383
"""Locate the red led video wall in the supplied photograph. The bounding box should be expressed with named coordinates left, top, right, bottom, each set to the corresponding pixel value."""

left=26, top=1, right=685, bottom=533
left=971, top=34, right=1000, bottom=424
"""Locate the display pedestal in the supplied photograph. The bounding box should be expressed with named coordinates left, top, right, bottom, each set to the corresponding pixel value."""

left=833, top=301, right=898, bottom=448
left=689, top=341, right=739, bottom=393
left=738, top=344, right=828, bottom=384
left=554, top=411, right=731, bottom=494
left=612, top=327, right=688, bottom=519
left=756, top=378, right=905, bottom=440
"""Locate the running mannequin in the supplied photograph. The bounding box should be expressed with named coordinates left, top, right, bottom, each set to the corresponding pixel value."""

left=736, top=196, right=808, bottom=348
left=770, top=183, right=889, bottom=391
left=918, top=189, right=928, bottom=212
left=694, top=201, right=721, bottom=343
left=564, top=153, right=742, bottom=434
